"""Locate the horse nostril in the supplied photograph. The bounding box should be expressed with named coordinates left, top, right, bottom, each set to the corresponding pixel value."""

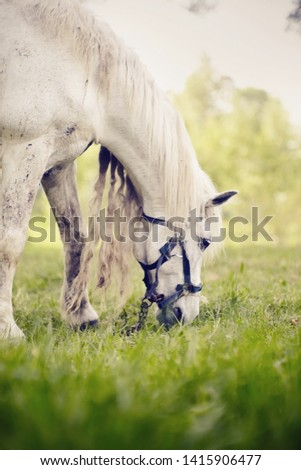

left=173, top=307, right=183, bottom=322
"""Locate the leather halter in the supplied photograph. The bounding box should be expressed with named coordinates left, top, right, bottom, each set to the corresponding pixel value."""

left=139, top=212, right=203, bottom=310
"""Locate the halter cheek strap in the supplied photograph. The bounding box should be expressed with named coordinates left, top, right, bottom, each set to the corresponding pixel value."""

left=139, top=213, right=203, bottom=310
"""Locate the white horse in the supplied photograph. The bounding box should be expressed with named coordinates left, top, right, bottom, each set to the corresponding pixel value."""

left=0, top=0, right=236, bottom=339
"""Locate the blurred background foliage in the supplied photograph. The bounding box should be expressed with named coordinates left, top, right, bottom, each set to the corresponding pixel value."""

left=33, top=58, right=300, bottom=247
left=173, top=58, right=301, bottom=244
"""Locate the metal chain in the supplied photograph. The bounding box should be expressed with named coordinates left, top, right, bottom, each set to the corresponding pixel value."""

left=125, top=299, right=152, bottom=335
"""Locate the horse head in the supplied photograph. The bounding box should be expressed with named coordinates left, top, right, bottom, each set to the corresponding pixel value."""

left=132, top=191, right=237, bottom=328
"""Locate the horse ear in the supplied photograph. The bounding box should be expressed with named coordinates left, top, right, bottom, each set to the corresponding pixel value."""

left=205, top=190, right=238, bottom=211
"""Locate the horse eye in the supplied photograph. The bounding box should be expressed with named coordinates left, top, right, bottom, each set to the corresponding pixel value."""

left=199, top=237, right=211, bottom=250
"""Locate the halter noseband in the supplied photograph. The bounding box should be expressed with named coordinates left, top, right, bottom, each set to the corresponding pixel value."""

left=139, top=212, right=203, bottom=311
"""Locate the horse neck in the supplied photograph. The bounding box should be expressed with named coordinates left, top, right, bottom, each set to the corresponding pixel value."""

left=101, top=84, right=171, bottom=218
left=95, top=33, right=201, bottom=219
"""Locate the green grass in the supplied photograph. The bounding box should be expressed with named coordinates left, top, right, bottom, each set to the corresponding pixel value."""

left=0, top=242, right=300, bottom=450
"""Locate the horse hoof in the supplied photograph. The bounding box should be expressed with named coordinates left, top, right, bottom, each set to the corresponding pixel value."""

left=0, top=322, right=26, bottom=341
left=79, top=319, right=99, bottom=331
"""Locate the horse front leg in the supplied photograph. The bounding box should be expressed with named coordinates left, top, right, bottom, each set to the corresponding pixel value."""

left=0, top=141, right=48, bottom=339
left=42, top=161, right=98, bottom=329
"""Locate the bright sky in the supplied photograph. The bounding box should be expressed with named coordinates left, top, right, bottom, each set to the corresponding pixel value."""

left=85, top=0, right=301, bottom=126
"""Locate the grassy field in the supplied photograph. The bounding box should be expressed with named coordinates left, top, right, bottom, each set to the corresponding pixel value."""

left=0, top=242, right=300, bottom=450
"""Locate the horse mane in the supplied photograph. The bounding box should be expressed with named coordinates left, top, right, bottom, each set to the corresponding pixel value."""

left=10, top=0, right=222, bottom=308
left=89, top=147, right=142, bottom=296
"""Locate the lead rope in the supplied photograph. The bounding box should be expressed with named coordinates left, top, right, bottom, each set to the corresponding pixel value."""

left=125, top=299, right=152, bottom=335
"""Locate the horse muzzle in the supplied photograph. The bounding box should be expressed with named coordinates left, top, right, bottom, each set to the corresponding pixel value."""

left=156, top=305, right=183, bottom=328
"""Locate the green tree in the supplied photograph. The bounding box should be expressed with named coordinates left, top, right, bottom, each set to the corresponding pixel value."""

left=174, top=61, right=301, bottom=243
